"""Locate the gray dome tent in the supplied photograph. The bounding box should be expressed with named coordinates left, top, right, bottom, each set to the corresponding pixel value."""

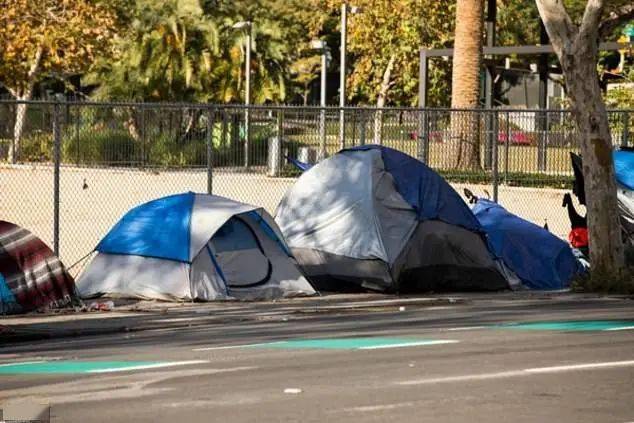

left=275, top=146, right=509, bottom=292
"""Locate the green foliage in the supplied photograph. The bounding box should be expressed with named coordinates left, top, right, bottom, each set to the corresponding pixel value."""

left=17, top=132, right=53, bottom=162
left=439, top=168, right=574, bottom=188
left=63, top=128, right=138, bottom=165
left=87, top=0, right=316, bottom=104
left=87, top=0, right=220, bottom=102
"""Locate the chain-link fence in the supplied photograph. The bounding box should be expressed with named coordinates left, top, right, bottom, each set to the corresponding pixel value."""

left=1, top=100, right=632, bottom=267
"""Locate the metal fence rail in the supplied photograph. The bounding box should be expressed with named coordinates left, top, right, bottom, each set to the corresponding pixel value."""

left=1, top=100, right=632, bottom=267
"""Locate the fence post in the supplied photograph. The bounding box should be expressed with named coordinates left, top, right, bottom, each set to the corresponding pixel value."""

left=484, top=110, right=493, bottom=170
left=75, top=105, right=80, bottom=164
left=139, top=104, right=146, bottom=168
left=622, top=112, right=630, bottom=148
left=339, top=107, right=345, bottom=150
left=359, top=110, right=366, bottom=146
left=505, top=110, right=510, bottom=184
left=318, top=106, right=327, bottom=161
left=418, top=109, right=430, bottom=163
left=268, top=109, right=283, bottom=176
left=206, top=106, right=215, bottom=195
left=492, top=110, right=499, bottom=203
left=53, top=102, right=62, bottom=256
left=351, top=110, right=357, bottom=145
left=537, top=110, right=547, bottom=171
left=244, top=107, right=250, bottom=168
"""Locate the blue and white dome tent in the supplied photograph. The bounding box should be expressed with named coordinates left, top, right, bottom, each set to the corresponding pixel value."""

left=78, top=193, right=316, bottom=301
left=275, top=145, right=509, bottom=292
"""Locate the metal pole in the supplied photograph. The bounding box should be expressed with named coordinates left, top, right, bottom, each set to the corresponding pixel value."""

left=418, top=49, right=428, bottom=108
left=318, top=49, right=327, bottom=160
left=339, top=3, right=347, bottom=150
left=359, top=109, right=366, bottom=146
left=53, top=102, right=61, bottom=256
left=484, top=0, right=496, bottom=170
left=275, top=109, right=284, bottom=175
left=418, top=49, right=429, bottom=162
left=492, top=110, right=499, bottom=203
left=244, top=25, right=252, bottom=168
left=206, top=107, right=215, bottom=194
left=505, top=110, right=510, bottom=184
left=537, top=20, right=549, bottom=172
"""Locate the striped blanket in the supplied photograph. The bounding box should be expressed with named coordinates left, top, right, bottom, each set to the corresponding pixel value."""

left=0, top=221, right=76, bottom=313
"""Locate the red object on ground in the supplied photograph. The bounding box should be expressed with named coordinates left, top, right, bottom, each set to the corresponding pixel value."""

left=568, top=227, right=589, bottom=248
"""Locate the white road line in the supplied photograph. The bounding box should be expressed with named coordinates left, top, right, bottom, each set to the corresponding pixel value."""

left=193, top=342, right=284, bottom=351
left=344, top=402, right=415, bottom=412
left=604, top=326, right=634, bottom=331
left=398, top=359, right=634, bottom=385
left=358, top=340, right=459, bottom=350
left=445, top=326, right=487, bottom=331
left=524, top=360, right=634, bottom=374
left=87, top=360, right=210, bottom=373
left=0, top=360, right=46, bottom=367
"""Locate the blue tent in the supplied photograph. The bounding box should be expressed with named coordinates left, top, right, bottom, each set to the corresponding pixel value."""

left=473, top=199, right=580, bottom=290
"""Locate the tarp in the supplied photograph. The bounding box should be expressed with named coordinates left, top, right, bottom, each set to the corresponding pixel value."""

left=473, top=200, right=579, bottom=290
left=0, top=221, right=77, bottom=314
left=347, top=146, right=482, bottom=233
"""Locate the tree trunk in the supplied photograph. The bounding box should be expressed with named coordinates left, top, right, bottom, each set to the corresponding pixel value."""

left=8, top=44, right=44, bottom=163
left=449, top=0, right=484, bottom=170
left=536, top=0, right=625, bottom=275
left=373, top=54, right=395, bottom=145
left=10, top=98, right=30, bottom=163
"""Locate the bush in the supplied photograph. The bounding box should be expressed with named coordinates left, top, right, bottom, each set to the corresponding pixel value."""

left=19, top=131, right=53, bottom=162
left=147, top=133, right=206, bottom=167
left=63, top=127, right=138, bottom=165
left=438, top=168, right=574, bottom=189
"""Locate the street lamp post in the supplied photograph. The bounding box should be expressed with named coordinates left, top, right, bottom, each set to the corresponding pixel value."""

left=339, top=3, right=347, bottom=150
left=311, top=40, right=329, bottom=161
left=232, top=21, right=252, bottom=168
left=339, top=4, right=360, bottom=150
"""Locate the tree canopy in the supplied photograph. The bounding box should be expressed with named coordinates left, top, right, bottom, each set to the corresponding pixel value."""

left=1, top=0, right=631, bottom=106
left=0, top=0, right=117, bottom=99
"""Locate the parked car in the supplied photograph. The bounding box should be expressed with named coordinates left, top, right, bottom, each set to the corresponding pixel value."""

left=498, top=131, right=533, bottom=146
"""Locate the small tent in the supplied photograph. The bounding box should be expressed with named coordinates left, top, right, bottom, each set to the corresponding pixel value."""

left=78, top=193, right=315, bottom=301
left=0, top=221, right=77, bottom=314
left=472, top=199, right=580, bottom=290
left=275, top=146, right=509, bottom=292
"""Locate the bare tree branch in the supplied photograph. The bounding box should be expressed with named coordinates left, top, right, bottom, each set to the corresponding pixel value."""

left=599, top=3, right=634, bottom=39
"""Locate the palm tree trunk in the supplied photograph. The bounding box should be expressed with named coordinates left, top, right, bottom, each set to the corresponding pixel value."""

left=449, top=0, right=484, bottom=170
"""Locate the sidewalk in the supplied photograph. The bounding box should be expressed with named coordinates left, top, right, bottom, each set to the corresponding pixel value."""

left=0, top=291, right=620, bottom=345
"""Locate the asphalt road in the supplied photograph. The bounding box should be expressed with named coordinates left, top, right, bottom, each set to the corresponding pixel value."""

left=1, top=294, right=634, bottom=422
